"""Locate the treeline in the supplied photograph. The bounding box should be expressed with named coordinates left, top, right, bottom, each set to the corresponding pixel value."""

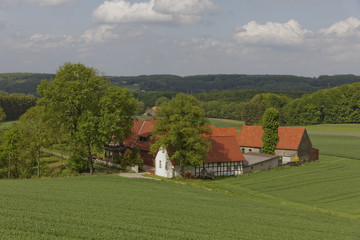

left=283, top=83, right=360, bottom=125
left=110, top=74, right=360, bottom=93
left=0, top=92, right=37, bottom=121
left=2, top=73, right=360, bottom=95
left=0, top=73, right=54, bottom=95
left=134, top=89, right=305, bottom=121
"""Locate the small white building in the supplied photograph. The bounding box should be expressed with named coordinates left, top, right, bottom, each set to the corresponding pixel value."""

left=155, top=136, right=246, bottom=178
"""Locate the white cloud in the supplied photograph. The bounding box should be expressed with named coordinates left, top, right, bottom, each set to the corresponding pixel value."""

left=92, top=0, right=218, bottom=25
left=80, top=25, right=119, bottom=44
left=319, top=17, right=360, bottom=38
left=93, top=0, right=171, bottom=24
left=13, top=33, right=75, bottom=51
left=234, top=20, right=310, bottom=46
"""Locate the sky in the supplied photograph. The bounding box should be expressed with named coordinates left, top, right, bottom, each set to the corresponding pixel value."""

left=0, top=0, right=360, bottom=77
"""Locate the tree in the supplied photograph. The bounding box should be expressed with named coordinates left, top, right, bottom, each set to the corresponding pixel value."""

left=150, top=93, right=211, bottom=175
left=0, top=107, right=6, bottom=122
left=0, top=126, right=22, bottom=178
left=155, top=96, right=169, bottom=106
left=38, top=63, right=137, bottom=174
left=18, top=106, right=49, bottom=178
left=261, top=107, right=280, bottom=155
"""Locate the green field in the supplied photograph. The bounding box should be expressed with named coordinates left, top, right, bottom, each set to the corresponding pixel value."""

left=0, top=175, right=358, bottom=240
left=208, top=118, right=244, bottom=130
left=0, top=123, right=360, bottom=239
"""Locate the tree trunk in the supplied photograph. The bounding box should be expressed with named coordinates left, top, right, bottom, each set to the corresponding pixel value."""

left=37, top=150, right=41, bottom=178
left=88, top=146, right=94, bottom=175
left=8, top=155, right=11, bottom=179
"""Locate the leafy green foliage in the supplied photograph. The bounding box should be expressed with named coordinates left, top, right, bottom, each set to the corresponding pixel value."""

left=151, top=93, right=211, bottom=172
left=284, top=83, right=360, bottom=125
left=121, top=149, right=143, bottom=170
left=37, top=63, right=137, bottom=174
left=242, top=93, right=290, bottom=125
left=261, top=108, right=280, bottom=154
left=18, top=106, right=50, bottom=177
left=0, top=125, right=23, bottom=178
left=0, top=92, right=37, bottom=121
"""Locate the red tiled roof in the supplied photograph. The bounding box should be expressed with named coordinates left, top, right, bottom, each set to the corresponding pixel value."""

left=238, top=125, right=306, bottom=150
left=206, top=136, right=245, bottom=163
left=124, top=118, right=156, bottom=151
left=207, top=125, right=241, bottom=146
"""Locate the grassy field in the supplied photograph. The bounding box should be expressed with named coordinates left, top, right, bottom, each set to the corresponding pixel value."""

left=0, top=175, right=358, bottom=240
left=1, top=122, right=359, bottom=239
left=208, top=118, right=244, bottom=131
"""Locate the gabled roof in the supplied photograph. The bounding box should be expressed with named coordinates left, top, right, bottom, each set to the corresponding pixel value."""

left=206, top=136, right=245, bottom=163
left=124, top=118, right=156, bottom=151
left=238, top=125, right=306, bottom=150
left=207, top=125, right=241, bottom=147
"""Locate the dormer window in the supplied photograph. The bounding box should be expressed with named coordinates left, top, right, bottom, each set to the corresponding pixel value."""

left=139, top=135, right=151, bottom=142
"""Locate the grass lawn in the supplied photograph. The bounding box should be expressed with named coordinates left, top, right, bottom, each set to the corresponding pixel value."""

left=0, top=175, right=358, bottom=240
left=304, top=124, right=360, bottom=133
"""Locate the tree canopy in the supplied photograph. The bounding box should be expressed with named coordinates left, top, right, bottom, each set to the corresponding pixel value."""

left=37, top=63, right=137, bottom=174
left=150, top=93, right=211, bottom=174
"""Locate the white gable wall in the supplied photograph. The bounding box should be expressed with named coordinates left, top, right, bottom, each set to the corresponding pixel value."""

left=155, top=147, right=195, bottom=178
left=155, top=147, right=174, bottom=178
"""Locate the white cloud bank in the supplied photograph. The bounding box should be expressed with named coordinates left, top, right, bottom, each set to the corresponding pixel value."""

left=234, top=20, right=310, bottom=46
left=92, top=0, right=218, bottom=25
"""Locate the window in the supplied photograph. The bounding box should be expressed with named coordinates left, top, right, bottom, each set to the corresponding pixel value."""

left=165, top=162, right=168, bottom=170
left=249, top=149, right=252, bottom=152
left=241, top=148, right=245, bottom=153
left=159, top=160, right=162, bottom=168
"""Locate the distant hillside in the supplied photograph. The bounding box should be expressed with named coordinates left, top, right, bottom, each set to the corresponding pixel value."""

left=1, top=73, right=360, bottom=95
left=92, top=74, right=360, bottom=93
left=0, top=73, right=54, bottom=95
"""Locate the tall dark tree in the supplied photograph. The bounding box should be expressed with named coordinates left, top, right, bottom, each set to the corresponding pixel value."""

left=261, top=107, right=280, bottom=155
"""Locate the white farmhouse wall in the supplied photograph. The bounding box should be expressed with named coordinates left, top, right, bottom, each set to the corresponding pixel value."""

left=155, top=147, right=174, bottom=178
left=155, top=147, right=196, bottom=178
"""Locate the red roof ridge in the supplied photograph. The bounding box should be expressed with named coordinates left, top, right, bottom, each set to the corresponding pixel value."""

left=239, top=125, right=306, bottom=150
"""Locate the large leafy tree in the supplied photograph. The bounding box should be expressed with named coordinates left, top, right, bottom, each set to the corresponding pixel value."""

left=150, top=93, right=211, bottom=175
left=261, top=107, right=280, bottom=155
left=38, top=63, right=137, bottom=174
left=0, top=126, right=22, bottom=178
left=18, top=106, right=49, bottom=178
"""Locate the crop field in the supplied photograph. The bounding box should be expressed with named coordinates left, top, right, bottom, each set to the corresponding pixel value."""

left=0, top=175, right=358, bottom=240
left=0, top=123, right=359, bottom=239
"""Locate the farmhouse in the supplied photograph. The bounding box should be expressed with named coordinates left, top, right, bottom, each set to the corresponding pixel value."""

left=155, top=135, right=246, bottom=178
left=104, top=118, right=156, bottom=166
left=238, top=126, right=318, bottom=164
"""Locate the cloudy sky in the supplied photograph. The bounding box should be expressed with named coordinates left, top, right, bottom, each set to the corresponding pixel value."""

left=0, top=0, right=360, bottom=77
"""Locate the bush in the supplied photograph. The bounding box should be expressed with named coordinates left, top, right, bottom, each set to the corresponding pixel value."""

left=67, top=151, right=89, bottom=173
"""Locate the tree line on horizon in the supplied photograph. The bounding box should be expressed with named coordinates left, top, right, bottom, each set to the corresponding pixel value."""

left=1, top=72, right=360, bottom=95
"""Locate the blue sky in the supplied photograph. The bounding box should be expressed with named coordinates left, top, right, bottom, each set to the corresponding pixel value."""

left=0, top=0, right=359, bottom=77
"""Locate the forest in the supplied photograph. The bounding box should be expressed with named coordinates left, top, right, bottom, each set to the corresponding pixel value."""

left=1, top=73, right=360, bottom=95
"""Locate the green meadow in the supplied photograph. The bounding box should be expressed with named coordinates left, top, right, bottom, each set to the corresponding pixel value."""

left=0, top=123, right=359, bottom=239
